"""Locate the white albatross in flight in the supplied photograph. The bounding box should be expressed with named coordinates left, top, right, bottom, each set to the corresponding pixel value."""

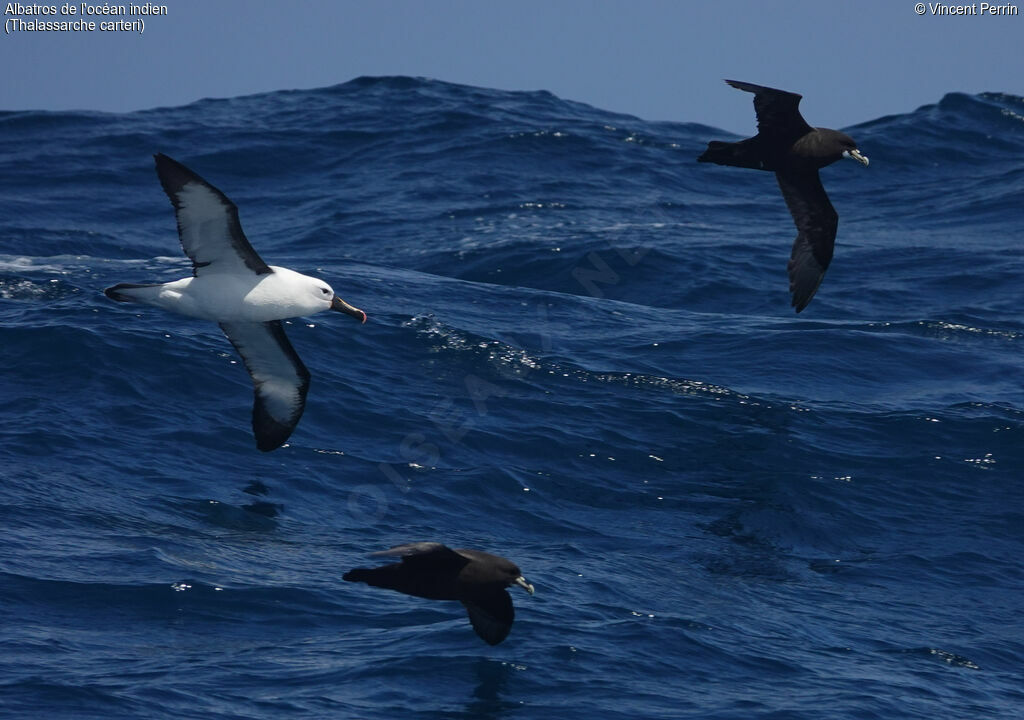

left=105, top=153, right=367, bottom=451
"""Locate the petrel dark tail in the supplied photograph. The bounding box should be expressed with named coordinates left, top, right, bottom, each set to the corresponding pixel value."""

left=342, top=564, right=448, bottom=600
left=342, top=565, right=405, bottom=591
left=342, top=568, right=374, bottom=583
left=104, top=283, right=162, bottom=303
left=698, top=138, right=766, bottom=170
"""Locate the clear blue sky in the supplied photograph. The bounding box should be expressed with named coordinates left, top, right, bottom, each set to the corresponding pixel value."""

left=1, top=0, right=1020, bottom=133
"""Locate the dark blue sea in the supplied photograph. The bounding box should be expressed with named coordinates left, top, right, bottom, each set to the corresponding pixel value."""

left=2, top=76, right=1023, bottom=719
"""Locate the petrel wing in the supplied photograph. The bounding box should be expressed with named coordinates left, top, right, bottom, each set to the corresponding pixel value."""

left=370, top=543, right=462, bottom=561
left=462, top=590, right=515, bottom=645
left=725, top=80, right=814, bottom=145
left=775, top=170, right=838, bottom=312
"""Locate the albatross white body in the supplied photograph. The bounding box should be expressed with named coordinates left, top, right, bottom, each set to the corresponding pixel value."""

left=117, top=266, right=344, bottom=322
left=105, top=154, right=366, bottom=451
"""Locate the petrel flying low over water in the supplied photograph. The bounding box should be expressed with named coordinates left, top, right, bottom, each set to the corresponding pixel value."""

left=343, top=542, right=535, bottom=645
left=698, top=80, right=869, bottom=312
left=104, top=154, right=366, bottom=451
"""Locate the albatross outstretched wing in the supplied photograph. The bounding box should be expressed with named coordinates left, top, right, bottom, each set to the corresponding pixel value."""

left=218, top=320, right=310, bottom=451
left=154, top=153, right=272, bottom=277
left=776, top=170, right=838, bottom=312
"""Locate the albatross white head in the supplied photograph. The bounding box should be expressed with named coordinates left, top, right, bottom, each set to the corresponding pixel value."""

left=262, top=266, right=367, bottom=323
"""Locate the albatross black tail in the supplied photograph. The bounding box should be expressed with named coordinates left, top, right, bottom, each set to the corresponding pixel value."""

left=104, top=283, right=162, bottom=303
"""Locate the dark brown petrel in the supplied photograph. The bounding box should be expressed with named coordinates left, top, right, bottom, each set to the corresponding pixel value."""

left=343, top=542, right=535, bottom=645
left=698, top=80, right=869, bottom=312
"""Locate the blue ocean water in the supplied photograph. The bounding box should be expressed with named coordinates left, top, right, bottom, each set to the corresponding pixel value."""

left=1, top=76, right=1023, bottom=719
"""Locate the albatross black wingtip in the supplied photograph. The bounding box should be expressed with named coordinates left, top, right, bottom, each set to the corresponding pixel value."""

left=153, top=152, right=175, bottom=170
left=252, top=397, right=301, bottom=452
left=253, top=421, right=294, bottom=452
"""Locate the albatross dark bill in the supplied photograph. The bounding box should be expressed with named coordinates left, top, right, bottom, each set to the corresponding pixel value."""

left=331, top=295, right=367, bottom=323
left=343, top=542, right=534, bottom=645
left=698, top=79, right=869, bottom=312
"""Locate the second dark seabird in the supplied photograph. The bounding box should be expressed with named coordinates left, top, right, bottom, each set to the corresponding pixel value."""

left=343, top=542, right=535, bottom=645
left=699, top=80, right=869, bottom=312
